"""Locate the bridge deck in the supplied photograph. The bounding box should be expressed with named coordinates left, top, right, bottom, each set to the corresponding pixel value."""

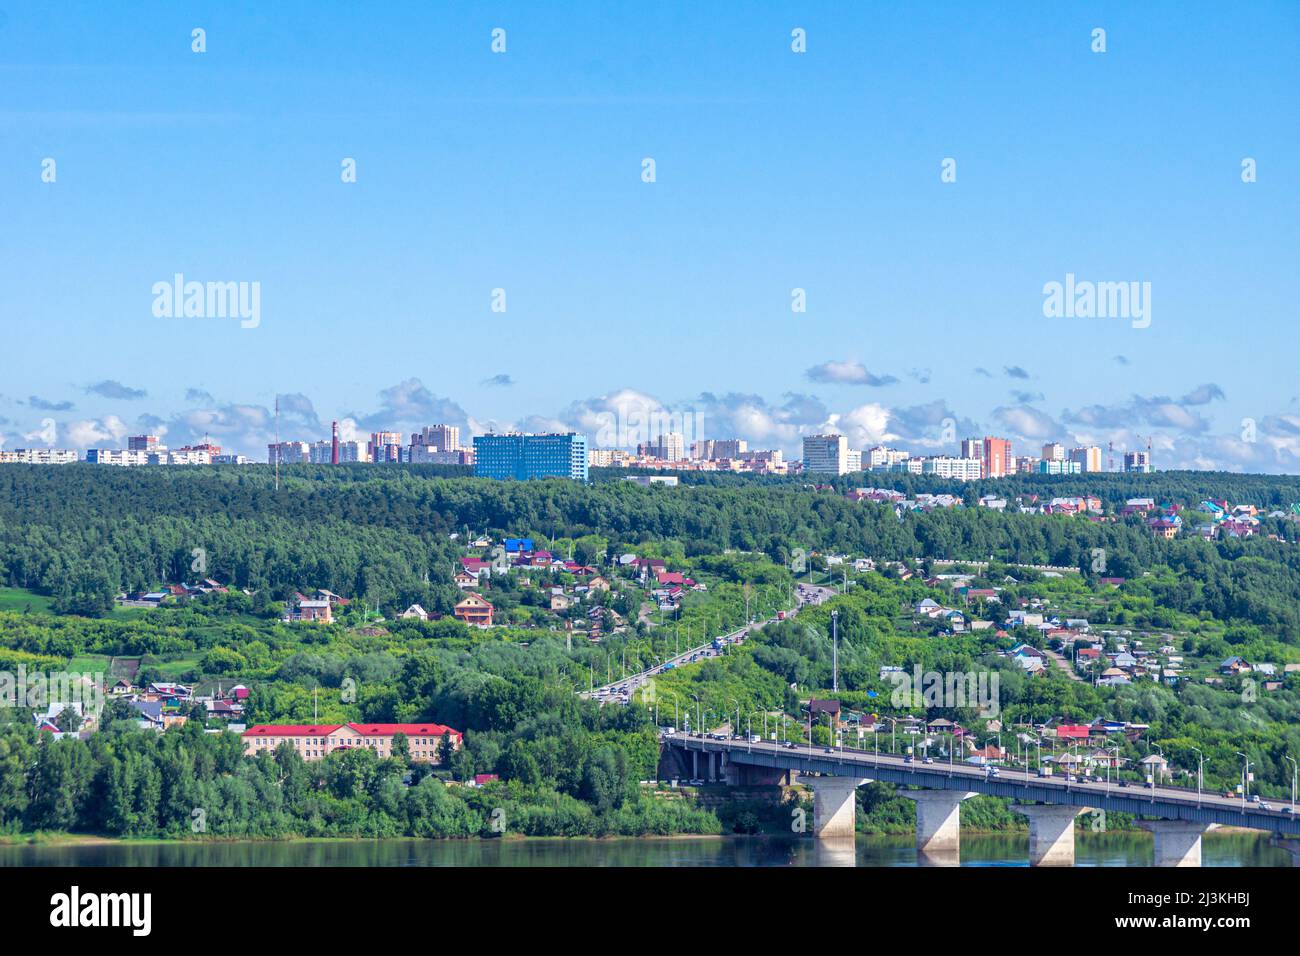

left=664, top=734, right=1300, bottom=836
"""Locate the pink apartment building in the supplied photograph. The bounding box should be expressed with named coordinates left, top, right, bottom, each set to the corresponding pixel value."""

left=242, top=722, right=462, bottom=763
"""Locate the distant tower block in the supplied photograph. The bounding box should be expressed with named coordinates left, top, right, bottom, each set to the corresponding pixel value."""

left=332, top=421, right=340, bottom=465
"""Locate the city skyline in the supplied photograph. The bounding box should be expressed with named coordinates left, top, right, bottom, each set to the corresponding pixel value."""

left=3, top=2, right=1298, bottom=470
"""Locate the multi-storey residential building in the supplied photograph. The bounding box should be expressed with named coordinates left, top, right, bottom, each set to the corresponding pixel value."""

left=1042, top=442, right=1066, bottom=462
left=310, top=439, right=368, bottom=463
left=845, top=449, right=862, bottom=473
left=653, top=432, right=685, bottom=461
left=1038, top=458, right=1082, bottom=475
left=408, top=445, right=471, bottom=465
left=960, top=438, right=983, bottom=461
left=0, top=449, right=80, bottom=465
left=884, top=457, right=925, bottom=475
left=921, top=456, right=983, bottom=480
left=473, top=432, right=589, bottom=481
left=242, top=722, right=462, bottom=763
left=1124, top=451, right=1153, bottom=473
left=411, top=424, right=461, bottom=454
left=866, top=446, right=910, bottom=468
left=1069, top=445, right=1103, bottom=472
left=128, top=435, right=164, bottom=453
left=267, top=441, right=311, bottom=464
left=980, top=437, right=1012, bottom=478
left=802, top=434, right=850, bottom=475
left=367, top=431, right=404, bottom=462
left=693, top=438, right=748, bottom=460
left=86, top=449, right=151, bottom=466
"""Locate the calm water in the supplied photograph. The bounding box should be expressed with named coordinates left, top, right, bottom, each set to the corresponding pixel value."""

left=1, top=831, right=1291, bottom=866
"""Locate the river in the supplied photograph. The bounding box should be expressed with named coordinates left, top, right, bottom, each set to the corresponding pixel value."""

left=1, top=830, right=1291, bottom=866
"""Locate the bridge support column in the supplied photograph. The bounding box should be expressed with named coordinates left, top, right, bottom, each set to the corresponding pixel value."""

left=1139, top=821, right=1207, bottom=867
left=691, top=751, right=699, bottom=780
left=1014, top=805, right=1086, bottom=866
left=900, top=790, right=974, bottom=864
left=797, top=775, right=866, bottom=839
left=707, top=752, right=718, bottom=783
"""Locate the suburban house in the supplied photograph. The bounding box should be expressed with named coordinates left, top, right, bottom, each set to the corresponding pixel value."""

left=284, top=596, right=333, bottom=623
left=454, top=593, right=494, bottom=626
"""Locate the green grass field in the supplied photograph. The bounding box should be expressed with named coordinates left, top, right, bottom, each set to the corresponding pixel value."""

left=0, top=586, right=55, bottom=615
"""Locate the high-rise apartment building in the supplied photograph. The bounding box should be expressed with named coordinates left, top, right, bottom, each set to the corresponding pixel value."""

left=473, top=433, right=589, bottom=481
left=693, top=438, right=748, bottom=460
left=412, top=424, right=461, bottom=453
left=981, top=437, right=1013, bottom=478
left=655, top=432, right=685, bottom=461
left=1042, top=442, right=1066, bottom=462
left=1069, top=445, right=1103, bottom=473
left=1124, top=451, right=1153, bottom=473
left=802, top=434, right=850, bottom=475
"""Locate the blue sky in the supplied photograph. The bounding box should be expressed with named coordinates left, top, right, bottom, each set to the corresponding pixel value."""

left=2, top=1, right=1298, bottom=469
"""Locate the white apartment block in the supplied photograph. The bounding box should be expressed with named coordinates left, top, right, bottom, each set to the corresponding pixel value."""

left=0, top=448, right=80, bottom=465
left=866, top=446, right=910, bottom=468
left=802, top=434, right=850, bottom=475
left=921, top=456, right=983, bottom=480
left=86, top=449, right=151, bottom=466
left=1042, top=442, right=1066, bottom=462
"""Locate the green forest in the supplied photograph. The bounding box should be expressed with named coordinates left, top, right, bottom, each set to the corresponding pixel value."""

left=2, top=463, right=1299, bottom=841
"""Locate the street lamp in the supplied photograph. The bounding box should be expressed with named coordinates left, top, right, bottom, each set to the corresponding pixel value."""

left=1189, top=746, right=1204, bottom=807
left=1150, top=743, right=1164, bottom=805
left=1285, top=756, right=1300, bottom=817
left=1235, top=752, right=1252, bottom=811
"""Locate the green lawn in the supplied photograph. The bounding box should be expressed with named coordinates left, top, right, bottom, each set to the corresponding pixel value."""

left=0, top=586, right=55, bottom=615
left=66, top=654, right=113, bottom=675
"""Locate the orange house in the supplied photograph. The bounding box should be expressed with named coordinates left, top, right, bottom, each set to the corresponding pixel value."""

left=454, top=593, right=494, bottom=626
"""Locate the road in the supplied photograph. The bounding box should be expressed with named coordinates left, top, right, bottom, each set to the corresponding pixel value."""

left=582, top=583, right=837, bottom=704
left=663, top=732, right=1300, bottom=829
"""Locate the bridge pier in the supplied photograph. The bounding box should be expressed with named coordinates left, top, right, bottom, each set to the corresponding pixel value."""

left=1014, top=805, right=1087, bottom=866
left=797, top=775, right=866, bottom=839
left=1139, top=820, right=1207, bottom=867
left=899, top=790, right=974, bottom=864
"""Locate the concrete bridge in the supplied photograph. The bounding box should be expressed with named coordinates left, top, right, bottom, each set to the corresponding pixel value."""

left=662, top=733, right=1300, bottom=866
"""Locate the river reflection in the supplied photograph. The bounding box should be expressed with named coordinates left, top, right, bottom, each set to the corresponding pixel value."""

left=0, top=831, right=1290, bottom=867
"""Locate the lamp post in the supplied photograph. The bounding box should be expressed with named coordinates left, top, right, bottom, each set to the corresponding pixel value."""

left=1105, top=745, right=1120, bottom=794
left=1189, top=746, right=1204, bottom=807
left=1286, top=756, right=1298, bottom=817
left=1150, top=743, right=1164, bottom=805
left=1235, top=752, right=1252, bottom=811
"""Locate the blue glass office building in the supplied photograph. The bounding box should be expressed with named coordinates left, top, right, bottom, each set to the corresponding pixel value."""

left=473, top=433, right=589, bottom=481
